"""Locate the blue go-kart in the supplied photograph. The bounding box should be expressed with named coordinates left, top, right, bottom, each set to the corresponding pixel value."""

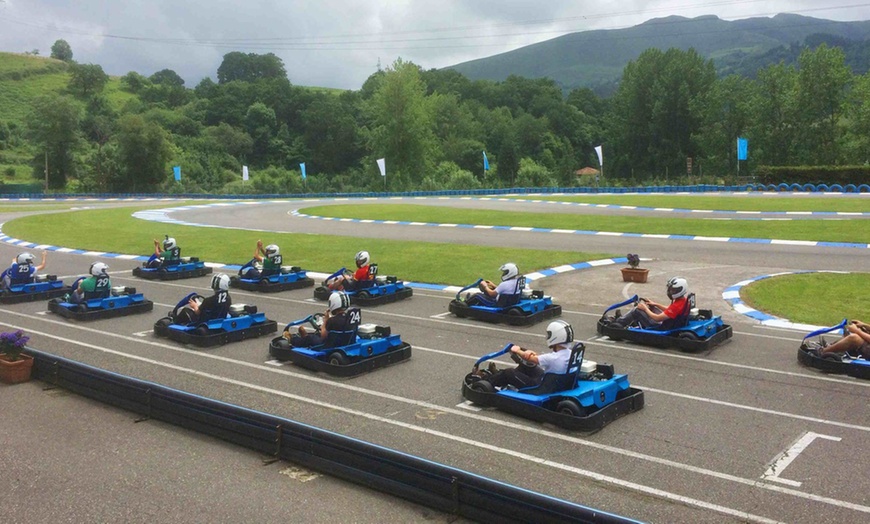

left=153, top=292, right=277, bottom=348
left=597, top=294, right=732, bottom=352
left=312, top=265, right=413, bottom=306
left=229, top=258, right=314, bottom=292
left=0, top=272, right=70, bottom=304
left=448, top=278, right=561, bottom=326
left=132, top=254, right=212, bottom=281
left=269, top=313, right=412, bottom=377
left=797, top=319, right=870, bottom=380
left=462, top=342, right=644, bottom=432
left=48, top=279, right=153, bottom=321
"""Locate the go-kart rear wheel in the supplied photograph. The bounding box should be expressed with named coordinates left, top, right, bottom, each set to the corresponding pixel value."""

left=678, top=331, right=700, bottom=341
left=357, top=290, right=371, bottom=300
left=76, top=303, right=88, bottom=313
left=556, top=399, right=583, bottom=417
left=507, top=307, right=524, bottom=318
left=328, top=352, right=349, bottom=366
left=195, top=325, right=209, bottom=337
left=470, top=379, right=495, bottom=394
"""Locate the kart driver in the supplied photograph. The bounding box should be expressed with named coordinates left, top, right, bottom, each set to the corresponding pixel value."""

left=474, top=320, right=575, bottom=390
left=287, top=291, right=361, bottom=348
left=147, top=236, right=181, bottom=268
left=328, top=251, right=375, bottom=292
left=813, top=319, right=870, bottom=360
left=2, top=251, right=47, bottom=288
left=185, top=273, right=232, bottom=323
left=610, top=276, right=691, bottom=330
left=467, top=263, right=523, bottom=307
left=71, top=262, right=111, bottom=303
left=242, top=240, right=282, bottom=279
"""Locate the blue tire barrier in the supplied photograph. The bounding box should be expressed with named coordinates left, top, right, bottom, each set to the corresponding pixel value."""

left=789, top=183, right=802, bottom=191
left=830, top=184, right=843, bottom=192
left=802, top=183, right=816, bottom=192
left=859, top=184, right=870, bottom=193
left=845, top=184, right=857, bottom=193
left=777, top=183, right=790, bottom=191
left=816, top=184, right=829, bottom=192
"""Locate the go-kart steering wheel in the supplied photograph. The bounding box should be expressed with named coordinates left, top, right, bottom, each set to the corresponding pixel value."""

left=510, top=350, right=536, bottom=367
left=310, top=313, right=324, bottom=329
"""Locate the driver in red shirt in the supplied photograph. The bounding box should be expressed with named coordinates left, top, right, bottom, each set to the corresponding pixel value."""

left=610, top=277, right=690, bottom=329
left=328, top=251, right=375, bottom=291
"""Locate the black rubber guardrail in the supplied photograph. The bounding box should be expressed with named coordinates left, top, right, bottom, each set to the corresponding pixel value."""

left=27, top=348, right=641, bottom=524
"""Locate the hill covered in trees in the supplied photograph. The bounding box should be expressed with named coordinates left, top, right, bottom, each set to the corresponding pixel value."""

left=1, top=25, right=869, bottom=195
left=447, top=14, right=870, bottom=95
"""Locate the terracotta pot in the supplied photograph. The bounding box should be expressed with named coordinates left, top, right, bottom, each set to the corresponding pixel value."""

left=0, top=352, right=34, bottom=384
left=621, top=267, right=649, bottom=283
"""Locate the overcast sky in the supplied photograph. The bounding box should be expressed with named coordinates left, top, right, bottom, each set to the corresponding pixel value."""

left=0, top=1, right=867, bottom=89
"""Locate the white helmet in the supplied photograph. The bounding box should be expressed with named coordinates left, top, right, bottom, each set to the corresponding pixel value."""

left=666, top=276, right=688, bottom=299
left=90, top=262, right=109, bottom=276
left=546, top=320, right=574, bottom=347
left=355, top=250, right=370, bottom=268
left=163, top=236, right=177, bottom=250
left=16, top=252, right=35, bottom=265
left=328, top=291, right=351, bottom=313
left=211, top=273, right=230, bottom=292
left=265, top=244, right=279, bottom=257
left=500, top=263, right=518, bottom=281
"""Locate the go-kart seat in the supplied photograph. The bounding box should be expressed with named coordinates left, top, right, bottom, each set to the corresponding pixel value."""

left=3, top=263, right=35, bottom=285
left=495, top=276, right=525, bottom=308
left=657, top=293, right=695, bottom=331
left=519, top=342, right=586, bottom=396
left=324, top=307, right=361, bottom=347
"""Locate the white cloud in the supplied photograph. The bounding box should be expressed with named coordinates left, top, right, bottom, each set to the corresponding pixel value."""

left=0, top=0, right=866, bottom=89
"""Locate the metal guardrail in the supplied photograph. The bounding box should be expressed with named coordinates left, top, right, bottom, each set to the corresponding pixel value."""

left=27, top=348, right=641, bottom=524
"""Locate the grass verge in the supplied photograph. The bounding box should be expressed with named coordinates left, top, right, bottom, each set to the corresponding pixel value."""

left=506, top=194, right=870, bottom=213
left=1, top=206, right=611, bottom=286
left=742, top=273, right=870, bottom=326
left=303, top=204, right=870, bottom=244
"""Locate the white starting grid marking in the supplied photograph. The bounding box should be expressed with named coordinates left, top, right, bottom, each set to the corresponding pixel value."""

left=132, top=330, right=151, bottom=337
left=455, top=400, right=482, bottom=412
left=429, top=311, right=452, bottom=319
left=762, top=431, right=842, bottom=487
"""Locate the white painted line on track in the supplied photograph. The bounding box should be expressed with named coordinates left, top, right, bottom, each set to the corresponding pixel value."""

left=0, top=317, right=824, bottom=523
left=762, top=432, right=842, bottom=487
left=132, top=330, right=151, bottom=337
left=429, top=312, right=451, bottom=319
left=455, top=401, right=482, bottom=412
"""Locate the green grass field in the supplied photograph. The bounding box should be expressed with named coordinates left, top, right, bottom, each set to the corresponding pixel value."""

left=742, top=272, right=870, bottom=326
left=302, top=204, right=870, bottom=244
left=508, top=194, right=870, bottom=213
left=1, top=206, right=609, bottom=286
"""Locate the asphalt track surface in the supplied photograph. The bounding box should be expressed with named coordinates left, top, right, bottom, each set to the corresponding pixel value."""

left=3, top=196, right=869, bottom=524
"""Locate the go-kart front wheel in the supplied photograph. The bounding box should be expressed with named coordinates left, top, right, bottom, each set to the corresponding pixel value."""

left=469, top=379, right=495, bottom=394
left=556, top=399, right=584, bottom=417
left=328, top=351, right=349, bottom=366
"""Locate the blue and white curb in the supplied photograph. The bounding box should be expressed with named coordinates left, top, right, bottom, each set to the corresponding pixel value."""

left=289, top=209, right=870, bottom=250
left=722, top=271, right=848, bottom=332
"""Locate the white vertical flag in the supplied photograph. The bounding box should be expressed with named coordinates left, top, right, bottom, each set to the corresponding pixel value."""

left=376, top=158, right=386, bottom=178
left=594, top=145, right=603, bottom=168
left=242, top=165, right=249, bottom=181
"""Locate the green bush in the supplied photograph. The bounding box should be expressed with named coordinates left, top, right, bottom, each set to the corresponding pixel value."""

left=754, top=165, right=870, bottom=185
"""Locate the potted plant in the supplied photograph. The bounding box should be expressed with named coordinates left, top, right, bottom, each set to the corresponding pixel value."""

left=620, top=254, right=649, bottom=283
left=0, top=330, right=33, bottom=384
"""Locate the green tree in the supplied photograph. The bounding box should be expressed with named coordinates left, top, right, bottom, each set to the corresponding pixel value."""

left=301, top=95, right=363, bottom=174
left=217, top=52, right=287, bottom=84
left=843, top=72, right=870, bottom=162
left=794, top=44, right=851, bottom=165
left=114, top=115, right=171, bottom=192
left=695, top=75, right=753, bottom=176
left=748, top=63, right=798, bottom=166
left=367, top=58, right=437, bottom=188
left=50, top=39, right=73, bottom=62
left=245, top=102, right=277, bottom=166
left=27, top=95, right=82, bottom=188
left=68, top=63, right=109, bottom=98
left=121, top=71, right=151, bottom=94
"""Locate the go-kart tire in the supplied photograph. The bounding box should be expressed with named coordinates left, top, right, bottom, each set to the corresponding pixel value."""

left=470, top=379, right=495, bottom=394
left=328, top=351, right=349, bottom=366
left=678, top=331, right=700, bottom=341
left=556, top=399, right=583, bottom=417
left=357, top=290, right=371, bottom=300
left=507, top=308, right=524, bottom=318
left=195, top=325, right=209, bottom=337
left=76, top=303, right=88, bottom=313
left=125, top=287, right=137, bottom=295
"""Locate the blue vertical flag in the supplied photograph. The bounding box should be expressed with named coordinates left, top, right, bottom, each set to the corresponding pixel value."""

left=483, top=151, right=490, bottom=171
left=173, top=166, right=181, bottom=181
left=300, top=162, right=306, bottom=181
left=737, top=138, right=748, bottom=161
